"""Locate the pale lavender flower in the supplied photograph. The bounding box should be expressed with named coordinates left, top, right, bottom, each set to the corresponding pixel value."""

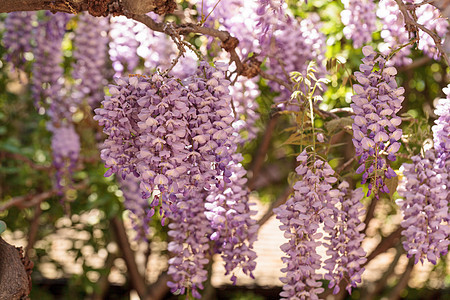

left=397, top=150, right=449, bottom=264
left=432, top=84, right=450, bottom=168
left=265, top=14, right=327, bottom=107
left=351, top=46, right=404, bottom=197
left=2, top=11, right=36, bottom=70
left=324, top=182, right=367, bottom=294
left=206, top=154, right=258, bottom=283
left=377, top=0, right=448, bottom=65
left=166, top=190, right=213, bottom=299
left=274, top=151, right=338, bottom=300
left=119, top=174, right=153, bottom=240
left=73, top=13, right=109, bottom=108
left=50, top=124, right=80, bottom=191
left=109, top=16, right=140, bottom=76
left=341, top=0, right=376, bottom=48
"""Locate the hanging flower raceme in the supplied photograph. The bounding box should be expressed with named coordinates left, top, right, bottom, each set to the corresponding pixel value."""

left=432, top=84, right=450, bottom=168
left=206, top=153, right=258, bottom=284
left=274, top=151, right=337, bottom=300
left=50, top=124, right=80, bottom=191
left=166, top=191, right=213, bottom=299
left=351, top=46, right=404, bottom=197
left=340, top=0, right=376, bottom=48
left=118, top=174, right=153, bottom=240
left=73, top=13, right=109, bottom=108
left=274, top=151, right=367, bottom=299
left=2, top=11, right=36, bottom=71
left=109, top=16, right=140, bottom=77
left=324, top=182, right=367, bottom=295
left=94, top=62, right=258, bottom=298
left=396, top=150, right=449, bottom=264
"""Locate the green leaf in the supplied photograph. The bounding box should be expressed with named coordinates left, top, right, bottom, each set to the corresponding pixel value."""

left=384, top=176, right=399, bottom=200
left=0, top=221, right=6, bottom=234
left=325, top=117, right=353, bottom=133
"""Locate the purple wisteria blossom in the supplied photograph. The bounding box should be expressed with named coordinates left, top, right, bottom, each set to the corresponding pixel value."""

left=32, top=12, right=81, bottom=192
left=166, top=191, right=212, bottom=299
left=206, top=154, right=258, bottom=283
left=274, top=152, right=367, bottom=299
left=2, top=11, right=36, bottom=70
left=32, top=12, right=71, bottom=112
left=324, top=182, right=367, bottom=294
left=340, top=0, right=376, bottom=48
left=119, top=174, right=152, bottom=240
left=396, top=150, right=449, bottom=264
left=230, top=76, right=260, bottom=143
left=73, top=13, right=109, bottom=108
left=432, top=84, right=450, bottom=168
left=265, top=13, right=327, bottom=107
left=94, top=62, right=258, bottom=298
left=274, top=151, right=336, bottom=299
left=109, top=16, right=140, bottom=77
left=50, top=125, right=80, bottom=191
left=255, top=0, right=286, bottom=50
left=351, top=46, right=404, bottom=197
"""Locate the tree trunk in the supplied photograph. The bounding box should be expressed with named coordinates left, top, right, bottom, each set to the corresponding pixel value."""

left=0, top=237, right=31, bottom=300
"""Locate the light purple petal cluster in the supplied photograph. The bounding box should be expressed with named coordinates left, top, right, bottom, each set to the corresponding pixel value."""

left=415, top=3, right=448, bottom=60
left=32, top=12, right=71, bottom=111
left=351, top=46, right=404, bottom=197
left=109, top=16, right=140, bottom=77
left=230, top=77, right=260, bottom=143
left=396, top=150, right=449, bottom=264
left=118, top=174, right=152, bottom=240
left=340, top=0, right=376, bottom=48
left=50, top=124, right=80, bottom=190
left=166, top=191, right=213, bottom=299
left=2, top=11, right=36, bottom=70
left=196, top=0, right=259, bottom=56
left=255, top=0, right=286, bottom=50
left=94, top=63, right=258, bottom=297
left=73, top=13, right=109, bottom=108
left=134, top=21, right=198, bottom=78
left=432, top=85, right=450, bottom=168
left=324, top=182, right=367, bottom=295
left=274, top=151, right=335, bottom=299
left=206, top=154, right=258, bottom=283
left=265, top=14, right=327, bottom=107
left=274, top=152, right=367, bottom=299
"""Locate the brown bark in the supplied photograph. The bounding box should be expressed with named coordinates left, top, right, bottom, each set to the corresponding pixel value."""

left=0, top=237, right=31, bottom=300
left=0, top=0, right=175, bottom=15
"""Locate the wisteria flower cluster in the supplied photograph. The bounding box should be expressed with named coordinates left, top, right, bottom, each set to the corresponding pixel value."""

left=274, top=151, right=366, bottom=299
left=50, top=125, right=81, bottom=191
left=2, top=11, right=35, bottom=70
left=206, top=153, right=258, bottom=283
left=351, top=46, right=404, bottom=197
left=432, top=84, right=450, bottom=168
left=31, top=12, right=82, bottom=190
left=340, top=0, right=376, bottom=48
left=109, top=16, right=140, bottom=77
left=118, top=174, right=153, bottom=240
left=166, top=191, right=213, bottom=298
left=265, top=13, right=327, bottom=107
left=324, top=182, right=367, bottom=294
left=73, top=13, right=109, bottom=108
left=396, top=150, right=449, bottom=264
left=94, top=62, right=258, bottom=297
